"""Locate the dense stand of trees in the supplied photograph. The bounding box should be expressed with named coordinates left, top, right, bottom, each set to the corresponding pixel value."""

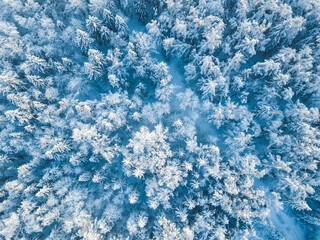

left=0, top=0, right=319, bottom=239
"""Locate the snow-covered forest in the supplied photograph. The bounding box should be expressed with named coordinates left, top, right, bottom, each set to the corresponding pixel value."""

left=0, top=0, right=320, bottom=239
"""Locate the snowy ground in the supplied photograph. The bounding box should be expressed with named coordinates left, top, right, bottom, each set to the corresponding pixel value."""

left=269, top=208, right=304, bottom=240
